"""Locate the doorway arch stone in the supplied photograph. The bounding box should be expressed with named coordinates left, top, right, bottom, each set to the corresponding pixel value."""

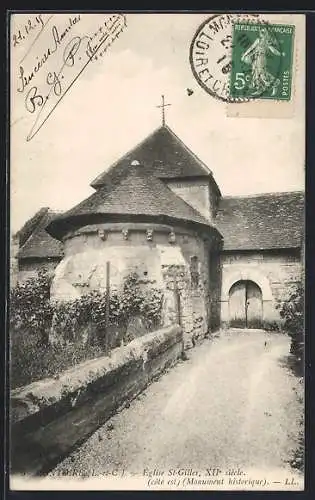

left=220, top=269, right=274, bottom=326
left=222, top=269, right=273, bottom=302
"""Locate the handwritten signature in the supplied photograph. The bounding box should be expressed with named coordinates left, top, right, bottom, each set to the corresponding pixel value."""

left=13, top=14, right=127, bottom=141
left=17, top=15, right=81, bottom=93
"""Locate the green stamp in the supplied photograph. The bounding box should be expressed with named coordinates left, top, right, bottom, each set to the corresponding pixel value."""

left=230, top=22, right=295, bottom=100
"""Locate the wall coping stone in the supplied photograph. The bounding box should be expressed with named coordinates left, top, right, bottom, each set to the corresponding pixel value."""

left=11, top=325, right=182, bottom=427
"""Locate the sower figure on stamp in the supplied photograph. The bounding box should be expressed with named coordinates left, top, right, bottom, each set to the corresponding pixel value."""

left=241, top=27, right=282, bottom=97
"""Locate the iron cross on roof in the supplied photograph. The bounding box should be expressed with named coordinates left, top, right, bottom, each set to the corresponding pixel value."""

left=156, top=95, right=171, bottom=126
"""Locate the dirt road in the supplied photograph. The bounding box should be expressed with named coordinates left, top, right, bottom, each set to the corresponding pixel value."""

left=51, top=330, right=303, bottom=482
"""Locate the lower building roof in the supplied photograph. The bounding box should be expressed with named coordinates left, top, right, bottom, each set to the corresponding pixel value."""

left=216, top=191, right=304, bottom=251
left=16, top=208, right=64, bottom=259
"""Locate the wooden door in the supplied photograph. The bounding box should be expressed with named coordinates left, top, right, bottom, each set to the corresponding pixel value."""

left=229, top=281, right=246, bottom=327
left=246, top=281, right=263, bottom=328
left=229, top=280, right=263, bottom=328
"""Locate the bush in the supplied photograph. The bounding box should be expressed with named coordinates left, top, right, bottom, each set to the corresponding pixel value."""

left=278, top=282, right=304, bottom=366
left=289, top=418, right=304, bottom=472
left=10, top=331, right=105, bottom=389
left=51, top=273, right=164, bottom=346
left=10, top=271, right=164, bottom=388
left=262, top=320, right=280, bottom=332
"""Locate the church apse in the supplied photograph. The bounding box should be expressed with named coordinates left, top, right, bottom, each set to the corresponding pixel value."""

left=45, top=154, right=221, bottom=348
left=49, top=222, right=215, bottom=348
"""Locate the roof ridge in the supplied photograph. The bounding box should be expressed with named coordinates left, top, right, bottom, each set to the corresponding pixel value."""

left=47, top=208, right=64, bottom=215
left=163, top=125, right=212, bottom=176
left=18, top=208, right=63, bottom=253
left=222, top=190, right=304, bottom=200
left=15, top=207, right=50, bottom=244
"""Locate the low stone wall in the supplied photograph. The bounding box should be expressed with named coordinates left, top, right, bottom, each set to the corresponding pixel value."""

left=11, top=325, right=183, bottom=476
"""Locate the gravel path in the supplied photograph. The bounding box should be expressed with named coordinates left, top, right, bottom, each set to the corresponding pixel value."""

left=51, top=330, right=303, bottom=482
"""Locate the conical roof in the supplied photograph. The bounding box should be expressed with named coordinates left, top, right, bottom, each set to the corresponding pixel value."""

left=47, top=164, right=216, bottom=240
left=90, top=125, right=221, bottom=196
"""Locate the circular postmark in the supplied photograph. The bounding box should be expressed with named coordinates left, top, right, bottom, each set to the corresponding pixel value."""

left=189, top=13, right=279, bottom=103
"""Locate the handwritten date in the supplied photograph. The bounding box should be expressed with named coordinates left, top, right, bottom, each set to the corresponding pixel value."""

left=12, top=15, right=44, bottom=47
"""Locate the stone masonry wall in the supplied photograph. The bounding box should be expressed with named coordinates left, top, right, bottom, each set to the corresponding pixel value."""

left=175, top=231, right=211, bottom=346
left=166, top=178, right=220, bottom=223
left=18, top=259, right=61, bottom=283
left=166, top=179, right=212, bottom=222
left=11, top=325, right=183, bottom=476
left=220, top=249, right=302, bottom=325
left=50, top=223, right=213, bottom=348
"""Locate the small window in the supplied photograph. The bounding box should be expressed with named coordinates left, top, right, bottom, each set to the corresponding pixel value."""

left=190, top=256, right=200, bottom=288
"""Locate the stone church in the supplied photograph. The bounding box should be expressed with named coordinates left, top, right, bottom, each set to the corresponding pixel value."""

left=12, top=124, right=304, bottom=346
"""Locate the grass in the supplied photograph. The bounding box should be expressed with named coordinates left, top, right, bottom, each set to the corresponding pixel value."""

left=10, top=321, right=155, bottom=390
left=10, top=328, right=107, bottom=390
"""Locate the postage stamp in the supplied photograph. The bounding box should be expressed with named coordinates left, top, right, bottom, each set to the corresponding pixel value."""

left=229, top=23, right=295, bottom=101
left=189, top=13, right=262, bottom=103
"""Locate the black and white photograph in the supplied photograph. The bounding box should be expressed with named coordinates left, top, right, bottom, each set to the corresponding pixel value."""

left=9, top=12, right=305, bottom=491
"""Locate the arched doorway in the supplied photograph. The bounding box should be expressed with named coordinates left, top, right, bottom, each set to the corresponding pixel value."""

left=229, top=280, right=263, bottom=328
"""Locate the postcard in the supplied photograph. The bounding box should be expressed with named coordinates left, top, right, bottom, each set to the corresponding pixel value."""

left=9, top=12, right=305, bottom=491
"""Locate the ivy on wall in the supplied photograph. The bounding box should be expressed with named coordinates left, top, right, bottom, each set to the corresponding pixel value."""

left=10, top=271, right=164, bottom=388
left=10, top=271, right=164, bottom=347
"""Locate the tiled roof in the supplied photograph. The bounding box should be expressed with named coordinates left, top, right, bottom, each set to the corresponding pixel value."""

left=15, top=207, right=49, bottom=247
left=17, top=208, right=64, bottom=259
left=47, top=165, right=215, bottom=240
left=90, top=125, right=221, bottom=196
left=19, top=191, right=304, bottom=256
left=216, top=191, right=304, bottom=250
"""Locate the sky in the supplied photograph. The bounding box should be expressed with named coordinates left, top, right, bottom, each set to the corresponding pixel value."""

left=10, top=13, right=305, bottom=233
